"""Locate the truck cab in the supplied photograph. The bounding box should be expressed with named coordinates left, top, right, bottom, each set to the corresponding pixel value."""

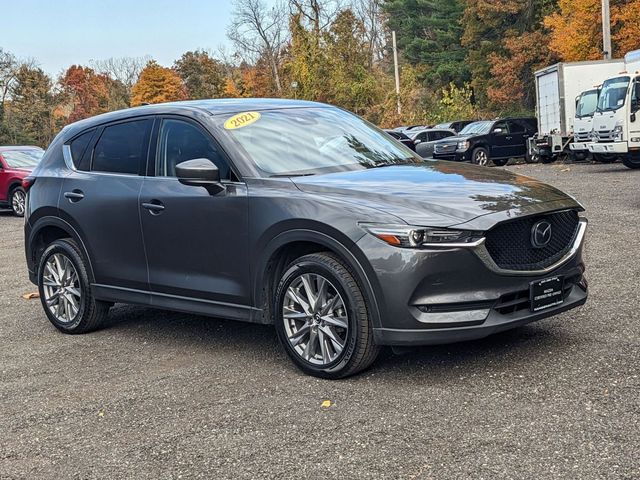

left=588, top=50, right=640, bottom=169
left=570, top=88, right=600, bottom=161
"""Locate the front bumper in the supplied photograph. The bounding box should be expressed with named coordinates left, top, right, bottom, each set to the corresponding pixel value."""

left=570, top=142, right=590, bottom=151
left=357, top=219, right=588, bottom=346
left=587, top=142, right=628, bottom=154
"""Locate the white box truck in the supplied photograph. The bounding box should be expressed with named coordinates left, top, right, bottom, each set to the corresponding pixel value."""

left=588, top=50, right=640, bottom=169
left=530, top=58, right=625, bottom=162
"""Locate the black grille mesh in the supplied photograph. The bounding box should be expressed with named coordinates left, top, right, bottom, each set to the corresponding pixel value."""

left=485, top=210, right=580, bottom=271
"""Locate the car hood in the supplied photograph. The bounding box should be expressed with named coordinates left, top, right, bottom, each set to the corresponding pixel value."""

left=291, top=163, right=581, bottom=230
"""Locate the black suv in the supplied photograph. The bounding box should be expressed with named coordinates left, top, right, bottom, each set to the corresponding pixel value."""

left=433, top=118, right=537, bottom=166
left=24, top=100, right=587, bottom=378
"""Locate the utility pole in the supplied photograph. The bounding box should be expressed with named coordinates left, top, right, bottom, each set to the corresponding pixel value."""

left=392, top=30, right=401, bottom=116
left=601, top=0, right=612, bottom=59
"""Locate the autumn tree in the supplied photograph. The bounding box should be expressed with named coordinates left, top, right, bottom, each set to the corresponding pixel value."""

left=228, top=0, right=287, bottom=93
left=462, top=0, right=556, bottom=111
left=545, top=0, right=640, bottom=61
left=174, top=50, right=226, bottom=99
left=130, top=61, right=186, bottom=106
left=59, top=65, right=110, bottom=123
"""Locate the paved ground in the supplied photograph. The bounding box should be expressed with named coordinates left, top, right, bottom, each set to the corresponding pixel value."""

left=0, top=161, right=638, bottom=479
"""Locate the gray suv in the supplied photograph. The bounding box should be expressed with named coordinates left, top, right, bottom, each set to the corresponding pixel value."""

left=24, top=99, right=588, bottom=378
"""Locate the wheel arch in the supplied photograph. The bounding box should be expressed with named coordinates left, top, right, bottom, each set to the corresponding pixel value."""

left=28, top=216, right=95, bottom=282
left=253, top=229, right=383, bottom=330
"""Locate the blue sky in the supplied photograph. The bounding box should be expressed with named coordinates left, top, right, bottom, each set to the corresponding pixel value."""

left=1, top=0, right=236, bottom=76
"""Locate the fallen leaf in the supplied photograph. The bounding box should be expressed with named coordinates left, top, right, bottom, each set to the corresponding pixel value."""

left=98, top=409, right=105, bottom=417
left=561, top=168, right=570, bottom=172
left=321, top=400, right=332, bottom=408
left=22, top=292, right=39, bottom=300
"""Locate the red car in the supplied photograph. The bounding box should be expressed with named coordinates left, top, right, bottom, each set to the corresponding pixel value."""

left=0, top=146, right=44, bottom=216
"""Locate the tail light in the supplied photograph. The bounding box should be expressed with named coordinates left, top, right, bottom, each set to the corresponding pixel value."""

left=22, top=176, right=36, bottom=191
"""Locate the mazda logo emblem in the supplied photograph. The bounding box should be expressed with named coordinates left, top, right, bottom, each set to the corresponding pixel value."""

left=531, top=220, right=552, bottom=248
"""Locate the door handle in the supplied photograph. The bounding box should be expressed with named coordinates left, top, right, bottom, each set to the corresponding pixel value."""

left=505, top=136, right=512, bottom=140
left=141, top=201, right=165, bottom=214
left=64, top=190, right=84, bottom=202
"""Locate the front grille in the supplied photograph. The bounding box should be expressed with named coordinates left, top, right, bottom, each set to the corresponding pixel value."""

left=594, top=129, right=614, bottom=142
left=574, top=131, right=590, bottom=142
left=485, top=210, right=580, bottom=271
left=434, top=144, right=456, bottom=154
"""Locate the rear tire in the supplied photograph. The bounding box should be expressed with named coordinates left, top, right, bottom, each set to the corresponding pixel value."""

left=593, top=153, right=619, bottom=164
left=274, top=252, right=379, bottom=379
left=540, top=154, right=555, bottom=164
left=9, top=186, right=26, bottom=217
left=37, top=238, right=109, bottom=334
left=471, top=147, right=490, bottom=167
left=622, top=152, right=640, bottom=169
left=524, top=151, right=540, bottom=164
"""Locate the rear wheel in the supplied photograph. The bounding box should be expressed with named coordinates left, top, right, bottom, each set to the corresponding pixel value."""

left=622, top=152, right=640, bottom=169
left=38, top=239, right=109, bottom=334
left=593, top=153, right=619, bottom=164
left=10, top=186, right=26, bottom=217
left=274, top=252, right=379, bottom=378
left=471, top=147, right=490, bottom=167
left=524, top=151, right=540, bottom=164
left=540, top=154, right=556, bottom=164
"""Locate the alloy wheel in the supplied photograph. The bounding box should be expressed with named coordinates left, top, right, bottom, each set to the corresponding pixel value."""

left=474, top=150, right=489, bottom=166
left=42, top=253, right=81, bottom=324
left=12, top=189, right=26, bottom=216
left=282, top=273, right=349, bottom=366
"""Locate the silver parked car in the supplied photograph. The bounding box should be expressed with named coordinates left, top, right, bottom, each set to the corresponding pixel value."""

left=407, top=128, right=456, bottom=158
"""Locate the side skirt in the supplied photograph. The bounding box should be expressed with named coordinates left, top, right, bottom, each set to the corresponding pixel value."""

left=91, top=284, right=265, bottom=324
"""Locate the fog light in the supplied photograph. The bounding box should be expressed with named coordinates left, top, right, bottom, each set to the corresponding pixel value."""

left=631, top=137, right=640, bottom=142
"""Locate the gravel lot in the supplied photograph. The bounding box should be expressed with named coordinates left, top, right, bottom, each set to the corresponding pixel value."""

left=1, top=162, right=639, bottom=479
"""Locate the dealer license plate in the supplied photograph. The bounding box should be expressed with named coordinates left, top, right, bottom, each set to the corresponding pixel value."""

left=530, top=276, right=564, bottom=312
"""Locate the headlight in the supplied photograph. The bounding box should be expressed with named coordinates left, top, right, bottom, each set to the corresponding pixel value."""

left=360, top=223, right=482, bottom=248
left=457, top=140, right=470, bottom=151
left=613, top=125, right=623, bottom=141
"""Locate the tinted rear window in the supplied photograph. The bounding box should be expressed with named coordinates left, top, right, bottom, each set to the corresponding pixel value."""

left=92, top=120, right=152, bottom=175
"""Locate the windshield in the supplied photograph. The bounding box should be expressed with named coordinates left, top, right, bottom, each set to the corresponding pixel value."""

left=597, top=76, right=629, bottom=111
left=219, top=107, right=421, bottom=176
left=576, top=90, right=599, bottom=117
left=1, top=149, right=43, bottom=168
left=459, top=121, right=493, bottom=136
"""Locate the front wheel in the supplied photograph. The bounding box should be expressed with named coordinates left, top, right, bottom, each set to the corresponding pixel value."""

left=274, top=252, right=380, bottom=378
left=622, top=152, right=640, bottom=169
left=471, top=147, right=490, bottom=166
left=593, top=153, right=619, bottom=164
left=10, top=186, right=26, bottom=217
left=37, top=239, right=110, bottom=334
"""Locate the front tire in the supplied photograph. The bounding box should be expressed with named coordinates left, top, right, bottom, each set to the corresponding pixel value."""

left=622, top=152, right=640, bottom=169
left=274, top=252, right=379, bottom=378
left=593, top=153, right=618, bottom=164
left=10, top=186, right=26, bottom=217
left=471, top=147, right=490, bottom=166
left=37, top=239, right=109, bottom=334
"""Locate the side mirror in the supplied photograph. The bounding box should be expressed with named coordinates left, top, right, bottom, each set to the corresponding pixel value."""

left=175, top=158, right=225, bottom=195
left=492, top=127, right=504, bottom=134
left=414, top=139, right=422, bottom=145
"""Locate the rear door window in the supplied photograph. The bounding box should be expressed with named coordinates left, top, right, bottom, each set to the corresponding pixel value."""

left=507, top=121, right=525, bottom=134
left=91, top=119, right=152, bottom=175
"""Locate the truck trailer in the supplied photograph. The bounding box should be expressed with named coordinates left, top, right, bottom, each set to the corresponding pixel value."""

left=530, top=58, right=625, bottom=162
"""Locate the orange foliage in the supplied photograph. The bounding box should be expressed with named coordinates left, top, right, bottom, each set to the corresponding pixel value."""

left=130, top=61, right=186, bottom=106
left=612, top=0, right=640, bottom=54
left=488, top=30, right=557, bottom=109
left=60, top=65, right=110, bottom=122
left=545, top=0, right=640, bottom=61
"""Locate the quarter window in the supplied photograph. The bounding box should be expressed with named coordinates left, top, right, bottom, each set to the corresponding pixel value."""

left=69, top=129, right=95, bottom=170
left=157, top=119, right=230, bottom=180
left=92, top=120, right=152, bottom=175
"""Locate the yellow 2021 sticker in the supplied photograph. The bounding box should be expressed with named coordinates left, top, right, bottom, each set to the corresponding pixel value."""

left=224, top=111, right=261, bottom=130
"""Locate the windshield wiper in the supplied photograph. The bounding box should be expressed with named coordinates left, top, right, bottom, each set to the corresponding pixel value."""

left=270, top=173, right=316, bottom=178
